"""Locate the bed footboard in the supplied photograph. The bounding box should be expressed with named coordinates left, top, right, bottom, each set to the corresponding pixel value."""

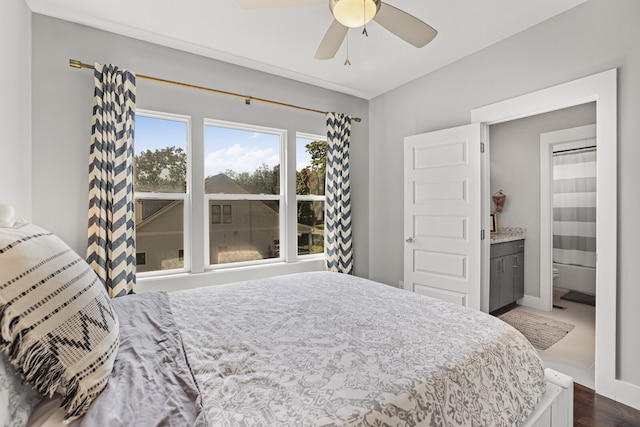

left=521, top=369, right=574, bottom=427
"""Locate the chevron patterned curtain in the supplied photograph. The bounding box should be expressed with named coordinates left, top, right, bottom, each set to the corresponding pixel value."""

left=86, top=63, right=137, bottom=297
left=325, top=112, right=353, bottom=273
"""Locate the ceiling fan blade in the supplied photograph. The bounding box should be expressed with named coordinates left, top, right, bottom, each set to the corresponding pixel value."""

left=236, top=0, right=325, bottom=9
left=374, top=2, right=437, bottom=48
left=315, top=19, right=348, bottom=60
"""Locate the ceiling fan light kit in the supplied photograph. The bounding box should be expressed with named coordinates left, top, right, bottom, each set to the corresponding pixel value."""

left=330, top=0, right=380, bottom=28
left=237, top=0, right=437, bottom=62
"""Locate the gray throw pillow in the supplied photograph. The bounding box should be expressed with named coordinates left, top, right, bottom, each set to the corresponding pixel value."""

left=0, top=223, right=119, bottom=423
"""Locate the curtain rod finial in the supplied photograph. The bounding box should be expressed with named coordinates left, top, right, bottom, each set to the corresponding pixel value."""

left=69, top=59, right=82, bottom=68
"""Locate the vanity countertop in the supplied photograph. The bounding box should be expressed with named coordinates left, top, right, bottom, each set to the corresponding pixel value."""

left=490, top=227, right=526, bottom=244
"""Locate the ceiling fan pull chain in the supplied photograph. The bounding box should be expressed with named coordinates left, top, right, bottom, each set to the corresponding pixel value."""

left=362, top=0, right=368, bottom=37
left=344, top=32, right=351, bottom=65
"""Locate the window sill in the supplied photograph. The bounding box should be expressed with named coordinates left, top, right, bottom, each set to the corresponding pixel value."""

left=136, top=258, right=325, bottom=293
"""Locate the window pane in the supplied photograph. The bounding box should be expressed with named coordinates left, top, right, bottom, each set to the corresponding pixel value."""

left=136, top=252, right=146, bottom=266
left=296, top=137, right=326, bottom=196
left=211, top=205, right=221, bottom=224
left=222, top=205, right=232, bottom=224
left=209, top=200, right=279, bottom=265
left=297, top=201, right=324, bottom=255
left=204, top=126, right=280, bottom=195
left=135, top=116, right=188, bottom=193
left=135, top=199, right=184, bottom=272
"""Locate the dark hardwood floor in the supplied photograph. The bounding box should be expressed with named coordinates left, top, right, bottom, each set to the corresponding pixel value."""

left=574, top=383, right=640, bottom=426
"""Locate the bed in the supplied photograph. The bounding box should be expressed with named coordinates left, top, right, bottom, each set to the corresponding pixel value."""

left=26, top=272, right=572, bottom=427
left=1, top=224, right=572, bottom=426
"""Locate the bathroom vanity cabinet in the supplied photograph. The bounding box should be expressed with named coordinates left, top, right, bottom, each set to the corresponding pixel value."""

left=489, top=239, right=524, bottom=312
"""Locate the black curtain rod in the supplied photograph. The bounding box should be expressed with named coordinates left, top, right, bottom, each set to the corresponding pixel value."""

left=553, top=145, right=597, bottom=154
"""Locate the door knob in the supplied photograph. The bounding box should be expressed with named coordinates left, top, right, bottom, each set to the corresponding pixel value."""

left=406, top=237, right=415, bottom=243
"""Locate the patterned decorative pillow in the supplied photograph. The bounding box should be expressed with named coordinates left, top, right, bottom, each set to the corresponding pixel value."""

left=0, top=223, right=119, bottom=423
left=0, top=352, right=42, bottom=427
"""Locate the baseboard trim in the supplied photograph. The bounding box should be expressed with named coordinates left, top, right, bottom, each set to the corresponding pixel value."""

left=519, top=295, right=552, bottom=312
left=615, top=380, right=640, bottom=411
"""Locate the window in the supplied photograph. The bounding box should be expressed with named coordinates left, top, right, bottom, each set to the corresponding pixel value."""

left=136, top=252, right=147, bottom=266
left=133, top=111, right=325, bottom=279
left=204, top=120, right=284, bottom=267
left=296, top=134, right=327, bottom=256
left=134, top=111, right=190, bottom=275
left=211, top=204, right=232, bottom=224
left=223, top=205, right=232, bottom=223
left=211, top=205, right=221, bottom=224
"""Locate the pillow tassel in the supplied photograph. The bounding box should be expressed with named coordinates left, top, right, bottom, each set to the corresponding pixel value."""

left=0, top=303, right=20, bottom=343
left=1, top=307, right=63, bottom=398
left=61, top=374, right=100, bottom=424
left=13, top=334, right=64, bottom=398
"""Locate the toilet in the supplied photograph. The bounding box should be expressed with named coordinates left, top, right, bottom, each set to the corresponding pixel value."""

left=553, top=267, right=560, bottom=285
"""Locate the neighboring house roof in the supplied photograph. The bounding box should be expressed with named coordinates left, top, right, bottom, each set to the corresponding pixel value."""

left=297, top=222, right=318, bottom=236
left=136, top=199, right=182, bottom=230
left=204, top=173, right=252, bottom=195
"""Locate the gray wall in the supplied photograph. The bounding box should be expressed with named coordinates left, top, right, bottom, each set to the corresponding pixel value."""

left=369, top=0, right=640, bottom=385
left=0, top=0, right=31, bottom=219
left=30, top=15, right=369, bottom=282
left=490, top=103, right=596, bottom=298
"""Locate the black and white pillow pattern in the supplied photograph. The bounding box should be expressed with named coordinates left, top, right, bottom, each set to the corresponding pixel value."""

left=0, top=223, right=119, bottom=422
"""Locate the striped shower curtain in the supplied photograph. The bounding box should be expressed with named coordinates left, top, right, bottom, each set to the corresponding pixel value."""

left=553, top=148, right=596, bottom=268
left=325, top=113, right=353, bottom=274
left=86, top=63, right=137, bottom=297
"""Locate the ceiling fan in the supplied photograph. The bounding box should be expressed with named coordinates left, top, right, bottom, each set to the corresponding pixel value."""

left=236, top=0, right=438, bottom=60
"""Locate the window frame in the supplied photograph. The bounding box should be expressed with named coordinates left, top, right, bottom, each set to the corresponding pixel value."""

left=134, top=109, right=192, bottom=278
left=295, top=132, right=327, bottom=260
left=133, top=111, right=327, bottom=282
left=203, top=118, right=287, bottom=270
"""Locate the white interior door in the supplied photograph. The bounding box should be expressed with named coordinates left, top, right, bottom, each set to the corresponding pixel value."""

left=404, top=123, right=482, bottom=309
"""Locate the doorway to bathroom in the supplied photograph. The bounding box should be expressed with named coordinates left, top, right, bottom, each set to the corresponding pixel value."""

left=487, top=104, right=597, bottom=388
left=539, top=122, right=597, bottom=387
left=471, top=68, right=617, bottom=400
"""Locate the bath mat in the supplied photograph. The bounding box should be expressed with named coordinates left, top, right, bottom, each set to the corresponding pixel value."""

left=499, top=310, right=575, bottom=350
left=560, top=290, right=596, bottom=306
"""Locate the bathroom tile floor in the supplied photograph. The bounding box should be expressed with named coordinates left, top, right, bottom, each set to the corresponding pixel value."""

left=506, top=287, right=595, bottom=388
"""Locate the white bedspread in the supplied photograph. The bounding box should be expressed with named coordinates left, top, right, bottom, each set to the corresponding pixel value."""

left=169, top=271, right=545, bottom=426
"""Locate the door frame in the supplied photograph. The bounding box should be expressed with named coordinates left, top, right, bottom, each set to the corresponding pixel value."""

left=471, top=69, right=617, bottom=401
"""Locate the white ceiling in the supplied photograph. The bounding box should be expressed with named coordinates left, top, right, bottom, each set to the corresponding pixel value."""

left=26, top=0, right=588, bottom=99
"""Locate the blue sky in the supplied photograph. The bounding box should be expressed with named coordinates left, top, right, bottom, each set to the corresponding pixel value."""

left=135, top=115, right=187, bottom=152
left=135, top=115, right=315, bottom=176
left=204, top=125, right=280, bottom=176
